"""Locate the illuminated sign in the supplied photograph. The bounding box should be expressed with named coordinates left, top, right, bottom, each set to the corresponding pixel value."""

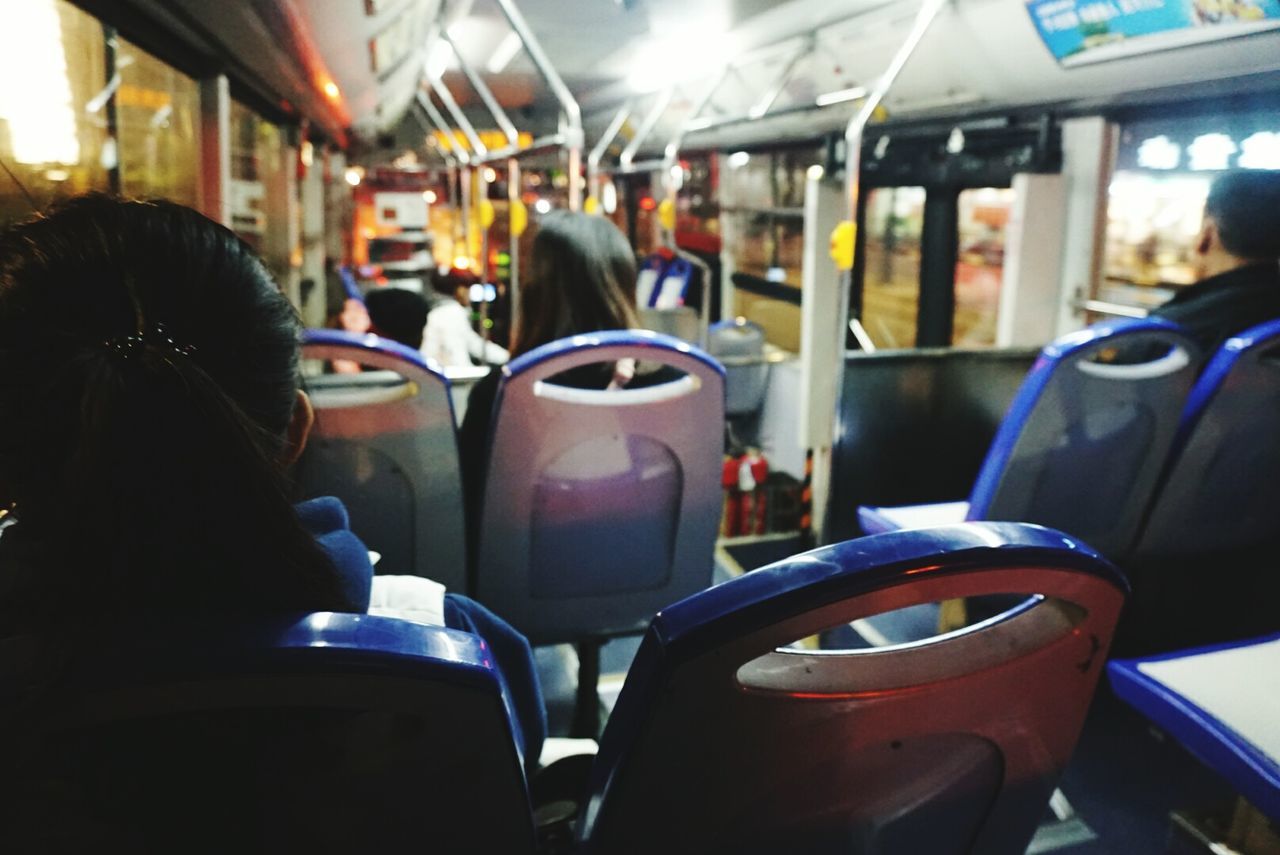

left=431, top=129, right=534, bottom=152
left=1026, top=0, right=1280, bottom=66
left=1239, top=131, right=1280, bottom=169
left=1187, top=133, right=1238, bottom=170
left=1137, top=134, right=1181, bottom=169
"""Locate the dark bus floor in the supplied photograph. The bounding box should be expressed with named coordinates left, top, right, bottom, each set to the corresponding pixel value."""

left=534, top=537, right=1236, bottom=853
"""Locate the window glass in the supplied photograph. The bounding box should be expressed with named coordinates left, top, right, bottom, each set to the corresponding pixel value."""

left=116, top=35, right=200, bottom=207
left=954, top=187, right=1014, bottom=348
left=0, top=0, right=109, bottom=225
left=722, top=148, right=819, bottom=353
left=860, top=186, right=925, bottom=350
left=1101, top=172, right=1210, bottom=312
left=230, top=101, right=285, bottom=256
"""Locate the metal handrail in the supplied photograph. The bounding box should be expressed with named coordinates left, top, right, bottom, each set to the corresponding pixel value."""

left=493, top=0, right=583, bottom=209
left=1073, top=299, right=1150, bottom=319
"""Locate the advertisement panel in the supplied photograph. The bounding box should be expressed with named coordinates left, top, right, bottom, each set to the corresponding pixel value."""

left=1026, top=0, right=1280, bottom=65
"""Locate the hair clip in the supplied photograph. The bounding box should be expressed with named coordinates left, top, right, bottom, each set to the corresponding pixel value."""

left=102, top=324, right=196, bottom=360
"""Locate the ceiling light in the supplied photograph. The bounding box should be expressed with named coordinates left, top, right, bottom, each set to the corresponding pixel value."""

left=426, top=42, right=454, bottom=81
left=727, top=151, right=750, bottom=169
left=486, top=32, right=522, bottom=74
left=815, top=86, right=867, bottom=107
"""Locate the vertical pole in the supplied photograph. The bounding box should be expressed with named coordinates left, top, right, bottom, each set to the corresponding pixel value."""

left=300, top=140, right=326, bottom=329
left=103, top=26, right=122, bottom=195
left=199, top=75, right=232, bottom=226
left=508, top=157, right=521, bottom=323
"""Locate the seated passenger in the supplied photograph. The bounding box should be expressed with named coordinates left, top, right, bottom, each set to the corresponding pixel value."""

left=0, top=194, right=543, bottom=765
left=458, top=211, right=681, bottom=559
left=366, top=277, right=509, bottom=368
left=1151, top=169, right=1280, bottom=354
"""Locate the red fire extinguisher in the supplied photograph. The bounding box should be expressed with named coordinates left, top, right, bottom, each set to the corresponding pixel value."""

left=721, top=449, right=769, bottom=537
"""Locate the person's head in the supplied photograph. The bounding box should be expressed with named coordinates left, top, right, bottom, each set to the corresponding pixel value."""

left=0, top=194, right=351, bottom=616
left=512, top=210, right=639, bottom=357
left=365, top=287, right=432, bottom=349
left=1195, top=169, right=1280, bottom=277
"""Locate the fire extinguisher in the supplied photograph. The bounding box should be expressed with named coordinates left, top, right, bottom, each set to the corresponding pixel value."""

left=722, top=449, right=770, bottom=537
left=738, top=448, right=769, bottom=536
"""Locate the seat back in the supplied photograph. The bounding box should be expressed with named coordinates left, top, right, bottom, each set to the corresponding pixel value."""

left=3, top=613, right=534, bottom=852
left=709, top=318, right=770, bottom=416
left=298, top=329, right=466, bottom=591
left=1135, top=319, right=1280, bottom=557
left=580, top=522, right=1127, bottom=855
left=474, top=330, right=725, bottom=644
left=968, top=318, right=1201, bottom=557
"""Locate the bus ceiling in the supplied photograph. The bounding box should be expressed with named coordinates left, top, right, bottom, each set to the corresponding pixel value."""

left=82, top=0, right=1280, bottom=159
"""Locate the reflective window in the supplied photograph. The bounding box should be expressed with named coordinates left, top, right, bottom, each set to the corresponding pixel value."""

left=0, top=0, right=109, bottom=224
left=1102, top=172, right=1210, bottom=312
left=230, top=101, right=284, bottom=257
left=116, top=35, right=200, bottom=207
left=954, top=187, right=1014, bottom=348
left=860, top=186, right=925, bottom=350
left=722, top=148, right=819, bottom=353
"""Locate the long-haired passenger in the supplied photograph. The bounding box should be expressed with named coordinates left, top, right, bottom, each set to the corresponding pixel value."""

left=457, top=210, right=679, bottom=559
left=0, top=194, right=542, bottom=762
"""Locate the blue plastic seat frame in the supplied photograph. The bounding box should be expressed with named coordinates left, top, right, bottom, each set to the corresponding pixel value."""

left=299, top=329, right=467, bottom=591
left=579, top=522, right=1128, bottom=854
left=6, top=613, right=535, bottom=851
left=1108, top=632, right=1280, bottom=822
left=1132, top=318, right=1280, bottom=558
left=859, top=318, right=1202, bottom=559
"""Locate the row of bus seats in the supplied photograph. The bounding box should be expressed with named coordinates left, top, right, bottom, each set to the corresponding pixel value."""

left=298, top=328, right=726, bottom=735
left=855, top=317, right=1280, bottom=651
left=20, top=522, right=1128, bottom=853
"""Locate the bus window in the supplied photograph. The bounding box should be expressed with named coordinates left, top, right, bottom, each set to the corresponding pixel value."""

left=0, top=0, right=110, bottom=225
left=116, top=36, right=200, bottom=208
left=861, top=186, right=925, bottom=350
left=954, top=187, right=1014, bottom=348
left=1102, top=172, right=1209, bottom=313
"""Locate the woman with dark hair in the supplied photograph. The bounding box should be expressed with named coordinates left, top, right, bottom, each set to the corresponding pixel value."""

left=457, top=210, right=676, bottom=561
left=0, top=195, right=542, bottom=762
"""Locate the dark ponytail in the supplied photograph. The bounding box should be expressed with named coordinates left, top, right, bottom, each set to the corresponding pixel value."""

left=0, top=194, right=353, bottom=626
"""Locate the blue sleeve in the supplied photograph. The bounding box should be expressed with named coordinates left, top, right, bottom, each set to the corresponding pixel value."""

left=444, top=593, right=546, bottom=773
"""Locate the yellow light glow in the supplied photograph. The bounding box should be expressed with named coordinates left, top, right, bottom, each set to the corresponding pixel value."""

left=344, top=167, right=363, bottom=186
left=0, top=0, right=81, bottom=165
left=322, top=80, right=341, bottom=101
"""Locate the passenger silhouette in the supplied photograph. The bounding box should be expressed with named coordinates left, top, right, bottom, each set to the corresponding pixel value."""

left=457, top=210, right=680, bottom=563
left=1151, top=169, right=1280, bottom=354
left=0, top=194, right=543, bottom=764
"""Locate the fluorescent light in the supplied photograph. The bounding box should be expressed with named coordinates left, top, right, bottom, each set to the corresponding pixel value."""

left=426, top=41, right=454, bottom=81
left=0, top=0, right=80, bottom=165
left=815, top=86, right=867, bottom=107
left=727, top=151, right=749, bottom=169
left=1137, top=135, right=1180, bottom=170
left=1239, top=131, right=1280, bottom=170
left=486, top=32, right=522, bottom=74
left=1188, top=133, right=1237, bottom=171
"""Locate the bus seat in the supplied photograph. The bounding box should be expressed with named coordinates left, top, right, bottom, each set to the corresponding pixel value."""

left=473, top=329, right=724, bottom=735
left=859, top=318, right=1202, bottom=559
left=1108, top=632, right=1280, bottom=823
left=708, top=317, right=770, bottom=417
left=2, top=613, right=535, bottom=852
left=1133, top=318, right=1280, bottom=556
left=1122, top=318, right=1280, bottom=652
left=577, top=522, right=1127, bottom=854
left=297, top=329, right=467, bottom=592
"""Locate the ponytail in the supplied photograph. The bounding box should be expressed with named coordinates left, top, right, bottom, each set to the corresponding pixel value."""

left=0, top=195, right=356, bottom=628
